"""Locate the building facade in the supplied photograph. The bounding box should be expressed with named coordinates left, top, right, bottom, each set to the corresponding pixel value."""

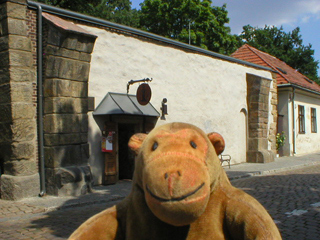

left=0, top=0, right=277, bottom=200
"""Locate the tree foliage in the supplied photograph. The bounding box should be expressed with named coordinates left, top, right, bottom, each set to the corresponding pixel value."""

left=239, top=25, right=319, bottom=82
left=35, top=0, right=140, bottom=27
left=139, top=0, right=238, bottom=54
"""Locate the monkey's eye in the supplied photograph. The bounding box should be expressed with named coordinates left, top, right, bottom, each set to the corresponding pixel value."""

left=152, top=142, right=158, bottom=151
left=190, top=141, right=197, bottom=149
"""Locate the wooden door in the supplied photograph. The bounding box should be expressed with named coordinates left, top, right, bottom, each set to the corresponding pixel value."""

left=103, top=122, right=117, bottom=185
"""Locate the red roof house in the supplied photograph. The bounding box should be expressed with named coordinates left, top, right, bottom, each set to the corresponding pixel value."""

left=232, top=44, right=320, bottom=156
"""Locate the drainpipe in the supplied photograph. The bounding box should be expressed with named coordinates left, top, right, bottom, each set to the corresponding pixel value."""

left=292, top=87, right=296, bottom=155
left=28, top=1, right=46, bottom=197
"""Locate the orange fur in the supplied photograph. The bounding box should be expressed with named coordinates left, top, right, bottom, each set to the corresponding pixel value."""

left=69, top=122, right=281, bottom=240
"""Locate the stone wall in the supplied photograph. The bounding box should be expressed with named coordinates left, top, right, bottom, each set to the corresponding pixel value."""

left=0, top=0, right=38, bottom=200
left=42, top=14, right=97, bottom=196
left=269, top=75, right=278, bottom=154
left=247, top=73, right=276, bottom=163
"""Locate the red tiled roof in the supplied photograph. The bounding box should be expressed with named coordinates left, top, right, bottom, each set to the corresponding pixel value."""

left=231, top=44, right=320, bottom=93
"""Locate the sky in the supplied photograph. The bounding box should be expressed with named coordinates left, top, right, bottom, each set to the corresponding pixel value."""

left=131, top=0, right=320, bottom=74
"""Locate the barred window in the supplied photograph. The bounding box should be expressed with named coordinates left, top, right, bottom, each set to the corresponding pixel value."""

left=298, top=105, right=305, bottom=134
left=311, top=108, right=317, bottom=133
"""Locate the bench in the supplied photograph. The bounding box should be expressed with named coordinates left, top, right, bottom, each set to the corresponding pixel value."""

left=219, top=154, right=231, bottom=168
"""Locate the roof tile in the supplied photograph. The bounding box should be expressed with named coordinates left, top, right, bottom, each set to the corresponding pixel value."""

left=231, top=44, right=320, bottom=93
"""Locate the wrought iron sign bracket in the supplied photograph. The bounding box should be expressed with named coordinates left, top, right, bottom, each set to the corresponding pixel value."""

left=127, top=78, right=153, bottom=93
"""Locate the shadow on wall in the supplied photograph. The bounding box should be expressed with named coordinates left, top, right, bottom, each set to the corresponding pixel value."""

left=44, top=82, right=92, bottom=196
left=27, top=171, right=320, bottom=239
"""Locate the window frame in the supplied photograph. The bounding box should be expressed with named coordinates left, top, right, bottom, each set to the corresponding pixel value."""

left=298, top=105, right=305, bottom=134
left=311, top=107, right=317, bottom=133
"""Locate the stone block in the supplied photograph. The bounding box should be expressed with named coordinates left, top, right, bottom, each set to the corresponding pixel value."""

left=79, top=52, right=91, bottom=62
left=44, top=145, right=81, bottom=168
left=45, top=56, right=90, bottom=81
left=0, top=68, right=10, bottom=84
left=0, top=103, right=12, bottom=122
left=80, top=143, right=89, bottom=165
left=10, top=82, right=33, bottom=102
left=11, top=118, right=36, bottom=142
left=0, top=35, right=8, bottom=51
left=250, top=93, right=269, bottom=103
left=7, top=18, right=27, bottom=36
left=261, top=79, right=271, bottom=87
left=248, top=138, right=268, bottom=151
left=9, top=66, right=35, bottom=82
left=44, top=97, right=87, bottom=114
left=44, top=79, right=87, bottom=97
left=249, top=122, right=268, bottom=130
left=247, top=150, right=275, bottom=163
left=46, top=44, right=80, bottom=60
left=46, top=24, right=65, bottom=47
left=44, top=113, right=82, bottom=133
left=0, top=173, right=39, bottom=200
left=45, top=165, right=92, bottom=197
left=1, top=142, right=35, bottom=161
left=0, top=18, right=8, bottom=36
left=44, top=133, right=82, bottom=146
left=11, top=102, right=36, bottom=119
left=61, top=35, right=78, bottom=50
left=81, top=132, right=88, bottom=143
left=75, top=36, right=96, bottom=53
left=9, top=49, right=33, bottom=67
left=8, top=35, right=31, bottom=51
left=0, top=51, right=9, bottom=67
left=4, top=159, right=37, bottom=176
left=0, top=122, right=12, bottom=143
left=0, top=84, right=9, bottom=100
left=80, top=114, right=88, bottom=132
left=260, top=86, right=270, bottom=95
left=6, top=1, right=26, bottom=20
left=249, top=128, right=268, bottom=138
left=0, top=3, right=7, bottom=21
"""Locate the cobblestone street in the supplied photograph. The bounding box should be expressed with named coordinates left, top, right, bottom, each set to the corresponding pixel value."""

left=1, top=165, right=320, bottom=239
left=232, top=165, right=320, bottom=240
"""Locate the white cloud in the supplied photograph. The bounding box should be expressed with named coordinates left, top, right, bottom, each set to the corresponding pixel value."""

left=213, top=0, right=320, bottom=33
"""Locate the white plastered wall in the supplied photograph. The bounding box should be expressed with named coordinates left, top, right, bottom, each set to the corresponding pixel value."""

left=293, top=91, right=320, bottom=155
left=79, top=25, right=273, bottom=184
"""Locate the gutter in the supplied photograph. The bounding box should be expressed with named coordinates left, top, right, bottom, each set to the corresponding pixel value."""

left=26, top=1, right=273, bottom=73
left=27, top=1, right=46, bottom=197
left=278, top=83, right=320, bottom=96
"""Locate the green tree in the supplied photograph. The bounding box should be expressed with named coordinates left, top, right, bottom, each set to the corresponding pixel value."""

left=35, top=0, right=140, bottom=27
left=239, top=25, right=319, bottom=82
left=139, top=0, right=238, bottom=54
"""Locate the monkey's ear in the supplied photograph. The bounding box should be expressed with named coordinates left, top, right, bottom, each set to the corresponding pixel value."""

left=207, top=132, right=225, bottom=155
left=128, top=133, right=147, bottom=154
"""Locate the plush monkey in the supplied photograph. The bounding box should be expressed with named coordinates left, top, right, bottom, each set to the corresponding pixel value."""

left=69, top=122, right=281, bottom=240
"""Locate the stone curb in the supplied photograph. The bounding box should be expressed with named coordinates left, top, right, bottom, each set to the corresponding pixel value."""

left=227, top=161, right=320, bottom=181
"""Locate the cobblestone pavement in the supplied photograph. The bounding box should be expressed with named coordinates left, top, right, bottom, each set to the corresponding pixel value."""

left=232, top=165, right=320, bottom=240
left=1, top=165, right=320, bottom=239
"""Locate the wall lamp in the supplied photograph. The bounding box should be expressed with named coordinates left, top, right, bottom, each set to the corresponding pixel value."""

left=161, top=98, right=168, bottom=120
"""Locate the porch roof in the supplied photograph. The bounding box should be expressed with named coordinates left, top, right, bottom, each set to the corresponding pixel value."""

left=93, top=92, right=160, bottom=117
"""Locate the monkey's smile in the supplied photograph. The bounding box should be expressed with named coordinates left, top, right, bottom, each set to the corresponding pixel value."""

left=146, top=183, right=205, bottom=202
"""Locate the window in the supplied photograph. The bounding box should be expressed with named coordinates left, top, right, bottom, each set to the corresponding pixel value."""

left=298, top=105, right=305, bottom=134
left=311, top=108, right=317, bottom=133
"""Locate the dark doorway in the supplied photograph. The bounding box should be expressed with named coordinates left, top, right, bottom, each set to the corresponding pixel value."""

left=118, top=124, right=136, bottom=180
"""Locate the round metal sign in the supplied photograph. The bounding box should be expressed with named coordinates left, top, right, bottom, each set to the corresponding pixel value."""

left=137, top=83, right=152, bottom=105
